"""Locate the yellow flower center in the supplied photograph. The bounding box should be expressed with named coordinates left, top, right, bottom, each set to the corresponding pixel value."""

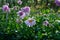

left=29, top=20, right=33, bottom=23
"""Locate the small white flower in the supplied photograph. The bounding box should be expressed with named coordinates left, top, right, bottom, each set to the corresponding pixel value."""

left=48, top=3, right=50, bottom=5
left=15, top=30, right=18, bottom=32
left=43, top=20, right=49, bottom=26
left=17, top=11, right=26, bottom=19
left=56, top=30, right=59, bottom=33
left=25, top=18, right=36, bottom=27
left=17, top=0, right=22, bottom=5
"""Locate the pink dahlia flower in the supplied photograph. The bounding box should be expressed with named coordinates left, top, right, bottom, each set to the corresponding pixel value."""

left=55, top=0, right=60, bottom=6
left=21, top=6, right=30, bottom=15
left=17, top=11, right=26, bottom=19
left=2, top=5, right=10, bottom=12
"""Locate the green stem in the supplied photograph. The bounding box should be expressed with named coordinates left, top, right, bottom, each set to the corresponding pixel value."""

left=6, top=13, right=8, bottom=27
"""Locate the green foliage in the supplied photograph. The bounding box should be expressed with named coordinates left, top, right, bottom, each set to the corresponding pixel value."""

left=0, top=0, right=60, bottom=40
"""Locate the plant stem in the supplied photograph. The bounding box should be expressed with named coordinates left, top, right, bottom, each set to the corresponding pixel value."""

left=6, top=13, right=8, bottom=27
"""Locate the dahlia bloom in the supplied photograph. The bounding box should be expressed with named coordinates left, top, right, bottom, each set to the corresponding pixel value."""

left=25, top=18, right=36, bottom=27
left=55, top=0, right=60, bottom=6
left=43, top=20, right=49, bottom=26
left=21, top=6, right=30, bottom=15
left=17, top=0, right=22, bottom=5
left=17, top=11, right=26, bottom=19
left=2, top=5, right=10, bottom=12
